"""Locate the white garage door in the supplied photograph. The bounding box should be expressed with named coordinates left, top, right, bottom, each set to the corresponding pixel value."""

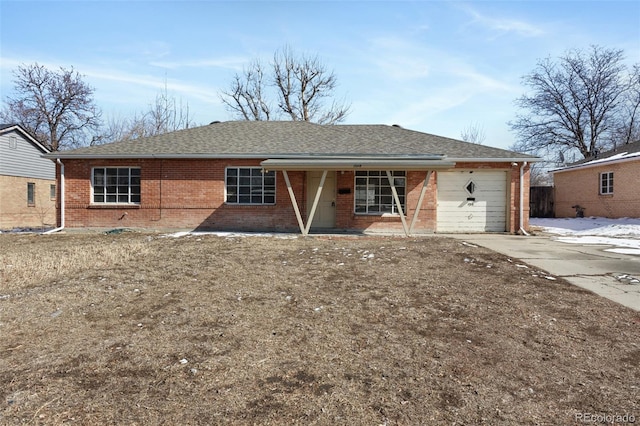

left=437, top=170, right=507, bottom=232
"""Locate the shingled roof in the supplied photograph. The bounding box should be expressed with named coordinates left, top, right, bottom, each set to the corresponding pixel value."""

left=45, top=121, right=538, bottom=161
left=551, top=140, right=640, bottom=173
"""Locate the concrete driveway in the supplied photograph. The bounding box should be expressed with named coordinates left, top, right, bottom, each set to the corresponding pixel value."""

left=447, top=233, right=640, bottom=312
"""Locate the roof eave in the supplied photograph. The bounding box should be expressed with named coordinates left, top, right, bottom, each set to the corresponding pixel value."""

left=44, top=153, right=448, bottom=160
left=447, top=156, right=542, bottom=163
left=261, top=158, right=456, bottom=171
left=550, top=155, right=640, bottom=174
left=1, top=124, right=51, bottom=154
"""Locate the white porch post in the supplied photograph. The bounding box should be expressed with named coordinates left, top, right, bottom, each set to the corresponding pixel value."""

left=304, top=170, right=327, bottom=235
left=409, top=170, right=432, bottom=234
left=282, top=170, right=307, bottom=235
left=282, top=169, right=328, bottom=236
left=386, top=170, right=409, bottom=236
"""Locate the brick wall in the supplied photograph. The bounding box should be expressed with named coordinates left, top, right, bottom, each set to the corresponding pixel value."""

left=554, top=160, right=640, bottom=218
left=58, top=159, right=530, bottom=233
left=60, top=159, right=302, bottom=231
left=335, top=170, right=437, bottom=233
left=0, top=175, right=56, bottom=229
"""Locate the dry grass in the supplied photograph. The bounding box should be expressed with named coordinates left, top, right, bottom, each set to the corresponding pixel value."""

left=0, top=231, right=638, bottom=425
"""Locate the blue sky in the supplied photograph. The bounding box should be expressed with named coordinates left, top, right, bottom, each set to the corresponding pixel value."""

left=1, top=1, right=639, bottom=150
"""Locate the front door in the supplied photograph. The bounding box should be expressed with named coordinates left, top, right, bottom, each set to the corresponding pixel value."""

left=307, top=171, right=336, bottom=229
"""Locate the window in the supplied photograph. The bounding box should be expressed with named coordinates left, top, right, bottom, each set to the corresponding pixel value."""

left=50, top=184, right=56, bottom=200
left=355, top=171, right=406, bottom=214
left=465, top=180, right=476, bottom=195
left=600, top=172, right=614, bottom=195
left=92, top=167, right=141, bottom=204
left=27, top=182, right=35, bottom=206
left=225, top=167, right=276, bottom=204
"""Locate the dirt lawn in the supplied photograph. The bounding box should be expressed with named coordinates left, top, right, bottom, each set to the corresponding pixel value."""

left=0, top=231, right=638, bottom=425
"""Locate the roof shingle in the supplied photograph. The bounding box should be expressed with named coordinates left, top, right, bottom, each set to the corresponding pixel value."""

left=46, top=121, right=538, bottom=161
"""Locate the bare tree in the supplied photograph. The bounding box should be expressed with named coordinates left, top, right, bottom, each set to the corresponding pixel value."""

left=220, top=59, right=272, bottom=121
left=612, top=64, right=640, bottom=146
left=509, top=46, right=637, bottom=160
left=101, top=84, right=195, bottom=143
left=0, top=63, right=102, bottom=151
left=220, top=46, right=350, bottom=124
left=145, top=84, right=194, bottom=135
left=460, top=122, right=486, bottom=144
left=529, top=162, right=553, bottom=186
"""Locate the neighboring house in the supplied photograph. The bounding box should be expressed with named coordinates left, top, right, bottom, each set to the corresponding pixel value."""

left=0, top=124, right=56, bottom=229
left=551, top=141, right=640, bottom=218
left=44, top=121, right=539, bottom=235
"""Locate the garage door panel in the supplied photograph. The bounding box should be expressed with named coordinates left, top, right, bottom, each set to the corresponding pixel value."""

left=437, top=171, right=507, bottom=232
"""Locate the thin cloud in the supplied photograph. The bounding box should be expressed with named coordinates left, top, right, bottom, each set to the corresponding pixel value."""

left=150, top=56, right=249, bottom=71
left=366, top=36, right=432, bottom=80
left=460, top=5, right=545, bottom=38
left=84, top=67, right=220, bottom=105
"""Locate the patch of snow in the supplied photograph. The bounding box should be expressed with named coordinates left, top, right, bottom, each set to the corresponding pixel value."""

left=163, top=231, right=299, bottom=239
left=531, top=217, right=640, bottom=237
left=606, top=248, right=640, bottom=255
left=530, top=217, right=640, bottom=255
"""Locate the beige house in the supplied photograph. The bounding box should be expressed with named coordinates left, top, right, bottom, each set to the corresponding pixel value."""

left=551, top=141, right=640, bottom=218
left=0, top=124, right=56, bottom=230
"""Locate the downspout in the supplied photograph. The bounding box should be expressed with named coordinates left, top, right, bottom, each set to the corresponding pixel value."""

left=43, top=158, right=65, bottom=234
left=519, top=161, right=529, bottom=236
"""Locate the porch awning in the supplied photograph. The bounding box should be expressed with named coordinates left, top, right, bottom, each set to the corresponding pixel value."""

left=260, top=157, right=456, bottom=171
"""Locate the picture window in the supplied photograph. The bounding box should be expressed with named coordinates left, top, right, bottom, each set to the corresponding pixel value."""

left=354, top=171, right=406, bottom=215
left=92, top=167, right=141, bottom=204
left=225, top=167, right=276, bottom=205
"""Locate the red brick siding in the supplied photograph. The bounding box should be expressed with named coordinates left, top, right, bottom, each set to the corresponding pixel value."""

left=554, top=160, right=640, bottom=218
left=61, top=159, right=302, bottom=231
left=335, top=170, right=437, bottom=233
left=58, top=159, right=529, bottom=233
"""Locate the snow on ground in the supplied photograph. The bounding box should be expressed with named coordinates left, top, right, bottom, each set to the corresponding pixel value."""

left=530, top=217, right=640, bottom=254
left=163, top=230, right=298, bottom=239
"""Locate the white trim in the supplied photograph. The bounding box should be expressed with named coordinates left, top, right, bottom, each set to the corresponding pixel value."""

left=44, top=159, right=64, bottom=234
left=599, top=171, right=614, bottom=195
left=90, top=166, right=141, bottom=206
left=262, top=158, right=455, bottom=170
left=0, top=124, right=50, bottom=154
left=550, top=154, right=640, bottom=174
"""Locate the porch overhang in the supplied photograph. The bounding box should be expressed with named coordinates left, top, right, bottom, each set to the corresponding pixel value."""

left=260, top=157, right=456, bottom=171
left=265, top=157, right=448, bottom=237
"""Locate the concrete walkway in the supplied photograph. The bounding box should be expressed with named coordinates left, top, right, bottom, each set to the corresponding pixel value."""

left=446, top=233, right=640, bottom=312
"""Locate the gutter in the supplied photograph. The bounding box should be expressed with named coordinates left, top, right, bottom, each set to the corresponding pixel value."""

left=43, top=159, right=65, bottom=234
left=260, top=158, right=456, bottom=171
left=43, top=153, right=542, bottom=163
left=550, top=154, right=640, bottom=174
left=519, top=161, right=529, bottom=236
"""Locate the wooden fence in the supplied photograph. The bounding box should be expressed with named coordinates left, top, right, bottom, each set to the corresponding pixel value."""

left=529, top=186, right=554, bottom=218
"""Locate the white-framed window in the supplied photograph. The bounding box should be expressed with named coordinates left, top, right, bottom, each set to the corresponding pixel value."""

left=92, top=167, right=141, bottom=204
left=354, top=171, right=406, bottom=215
left=600, top=171, right=613, bottom=195
left=225, top=167, right=276, bottom=205
left=50, top=184, right=56, bottom=200
left=27, top=182, right=35, bottom=206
